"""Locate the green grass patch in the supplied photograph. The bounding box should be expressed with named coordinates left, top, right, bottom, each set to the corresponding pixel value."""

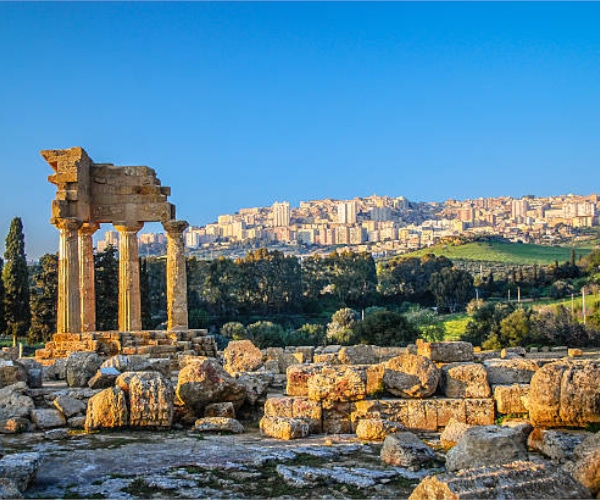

left=406, top=241, right=591, bottom=265
left=442, top=313, right=470, bottom=340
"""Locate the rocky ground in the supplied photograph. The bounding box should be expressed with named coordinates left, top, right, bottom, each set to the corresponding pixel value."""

left=5, top=429, right=434, bottom=499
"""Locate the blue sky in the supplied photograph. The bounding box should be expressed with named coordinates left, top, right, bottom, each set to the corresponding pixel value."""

left=1, top=2, right=599, bottom=259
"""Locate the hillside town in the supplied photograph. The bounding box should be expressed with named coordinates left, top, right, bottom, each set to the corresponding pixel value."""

left=98, top=193, right=600, bottom=258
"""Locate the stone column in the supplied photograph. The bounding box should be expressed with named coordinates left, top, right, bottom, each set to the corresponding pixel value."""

left=78, top=223, right=99, bottom=332
left=114, top=222, right=144, bottom=331
left=163, top=220, right=189, bottom=330
left=54, top=218, right=83, bottom=334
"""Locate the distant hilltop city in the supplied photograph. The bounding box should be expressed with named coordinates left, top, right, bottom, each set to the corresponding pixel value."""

left=97, top=193, right=600, bottom=259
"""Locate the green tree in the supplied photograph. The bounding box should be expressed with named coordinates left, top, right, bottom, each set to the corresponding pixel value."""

left=327, top=307, right=359, bottom=344
left=220, top=322, right=246, bottom=340
left=203, top=257, right=243, bottom=319
left=352, top=310, right=419, bottom=347
left=462, top=301, right=515, bottom=347
left=28, top=253, right=58, bottom=344
left=246, top=321, right=286, bottom=348
left=140, top=257, right=153, bottom=329
left=3, top=217, right=31, bottom=345
left=95, top=245, right=119, bottom=330
left=404, top=306, right=446, bottom=342
left=429, top=267, right=474, bottom=313
left=483, top=308, right=534, bottom=349
left=289, top=323, right=326, bottom=346
left=0, top=257, right=5, bottom=336
left=326, top=251, right=378, bottom=309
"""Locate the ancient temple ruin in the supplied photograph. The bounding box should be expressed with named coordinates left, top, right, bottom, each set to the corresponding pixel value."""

left=36, top=147, right=216, bottom=363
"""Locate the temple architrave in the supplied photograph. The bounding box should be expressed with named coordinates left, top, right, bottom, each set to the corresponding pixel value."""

left=35, top=147, right=216, bottom=364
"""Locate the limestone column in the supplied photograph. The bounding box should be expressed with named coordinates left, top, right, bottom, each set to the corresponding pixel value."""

left=163, top=220, right=189, bottom=330
left=79, top=222, right=99, bottom=332
left=54, top=218, right=83, bottom=334
left=114, top=222, right=144, bottom=331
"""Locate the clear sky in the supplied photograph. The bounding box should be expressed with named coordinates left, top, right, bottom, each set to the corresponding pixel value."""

left=1, top=2, right=599, bottom=259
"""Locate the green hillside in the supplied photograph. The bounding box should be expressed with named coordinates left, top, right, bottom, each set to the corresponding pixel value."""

left=405, top=241, right=591, bottom=265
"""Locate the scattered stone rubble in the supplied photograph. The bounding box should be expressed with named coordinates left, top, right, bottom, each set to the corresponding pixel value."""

left=0, top=339, right=598, bottom=498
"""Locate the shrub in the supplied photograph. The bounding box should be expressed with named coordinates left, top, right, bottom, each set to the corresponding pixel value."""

left=351, top=310, right=419, bottom=347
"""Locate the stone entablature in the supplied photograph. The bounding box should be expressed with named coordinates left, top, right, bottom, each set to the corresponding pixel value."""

left=42, top=147, right=188, bottom=335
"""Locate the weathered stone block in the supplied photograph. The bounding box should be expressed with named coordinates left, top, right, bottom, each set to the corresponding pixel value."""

left=440, top=418, right=472, bottom=449
left=84, top=387, right=128, bottom=431
left=193, top=417, right=244, bottom=434
left=286, top=364, right=324, bottom=397
left=383, top=354, right=440, bottom=398
left=322, top=400, right=352, bottom=434
left=30, top=409, right=66, bottom=430
left=483, top=358, right=539, bottom=385
left=355, top=418, right=404, bottom=441
left=381, top=432, right=435, bottom=469
left=408, top=461, right=591, bottom=500
left=264, top=396, right=322, bottom=434
left=308, top=365, right=368, bottom=402
left=528, top=359, right=600, bottom=428
left=204, top=402, right=235, bottom=419
left=223, top=340, right=264, bottom=375
left=441, top=362, right=491, bottom=398
left=259, top=416, right=310, bottom=440
left=338, top=345, right=377, bottom=365
left=417, top=340, right=474, bottom=363
left=128, top=371, right=174, bottom=428
left=493, top=384, right=529, bottom=415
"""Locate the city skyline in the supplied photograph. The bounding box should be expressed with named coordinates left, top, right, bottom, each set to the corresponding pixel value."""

left=1, top=2, right=599, bottom=258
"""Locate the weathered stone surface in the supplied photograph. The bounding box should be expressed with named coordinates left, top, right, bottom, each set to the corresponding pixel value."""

left=264, top=397, right=322, bottom=434
left=0, top=382, right=34, bottom=421
left=204, top=402, right=235, bottom=418
left=193, top=417, right=245, bottom=434
left=408, top=461, right=591, bottom=500
left=0, top=360, right=28, bottom=388
left=259, top=416, right=310, bottom=440
left=286, top=364, right=323, bottom=397
left=322, top=401, right=352, bottom=434
left=446, top=425, right=529, bottom=472
left=493, top=384, right=529, bottom=415
left=380, top=432, right=435, bottom=469
left=237, top=372, right=273, bottom=406
left=483, top=358, right=539, bottom=385
left=30, top=409, right=66, bottom=430
left=338, top=345, right=377, bottom=365
left=0, top=452, right=42, bottom=492
left=294, top=346, right=314, bottom=363
left=527, top=428, right=588, bottom=463
left=44, top=359, right=67, bottom=381
left=383, top=354, right=440, bottom=398
left=16, top=359, right=43, bottom=389
left=65, top=352, right=102, bottom=387
left=53, top=395, right=87, bottom=418
left=355, top=418, right=404, bottom=441
left=176, top=357, right=246, bottom=415
left=84, top=387, right=128, bottom=431
left=441, top=363, right=491, bottom=398
left=528, top=359, right=600, bottom=428
left=87, top=367, right=120, bottom=389
left=308, top=365, right=368, bottom=402
left=416, top=340, right=474, bottom=363
left=0, top=417, right=31, bottom=434
left=44, top=428, right=69, bottom=440
left=0, top=478, right=22, bottom=498
left=350, top=398, right=494, bottom=432
left=223, top=340, right=264, bottom=375
left=67, top=416, right=86, bottom=429
left=501, top=347, right=527, bottom=358
left=128, top=372, right=174, bottom=428
left=440, top=418, right=472, bottom=450
left=570, top=432, right=600, bottom=495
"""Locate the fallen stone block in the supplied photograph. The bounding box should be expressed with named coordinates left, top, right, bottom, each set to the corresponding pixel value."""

left=527, top=428, right=588, bottom=463
left=493, top=384, right=529, bottom=415
left=483, top=358, right=539, bottom=385
left=193, top=417, right=244, bottom=434
left=259, top=416, right=310, bottom=440
left=528, top=359, right=600, bottom=428
left=417, top=340, right=474, bottom=363
left=383, top=354, right=440, bottom=398
left=446, top=425, right=528, bottom=472
left=30, top=409, right=66, bottom=430
left=223, top=340, right=264, bottom=375
left=84, top=387, right=128, bottom=431
left=0, top=478, right=22, bottom=498
left=381, top=432, right=435, bottom=470
left=53, top=395, right=87, bottom=419
left=570, top=432, right=600, bottom=496
left=204, top=402, right=235, bottom=418
left=356, top=418, right=404, bottom=441
left=408, top=461, right=591, bottom=499
left=440, top=418, right=472, bottom=450
left=338, top=345, right=377, bottom=365
left=441, top=362, right=491, bottom=398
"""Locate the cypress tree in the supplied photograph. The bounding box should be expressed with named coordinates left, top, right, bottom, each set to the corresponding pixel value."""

left=3, top=217, right=31, bottom=345
left=0, top=257, right=6, bottom=336
left=28, top=253, right=58, bottom=344
left=95, top=245, right=118, bottom=330
left=140, top=257, right=153, bottom=329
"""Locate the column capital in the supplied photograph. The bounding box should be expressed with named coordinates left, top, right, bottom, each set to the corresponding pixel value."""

left=162, top=220, right=189, bottom=235
left=52, top=217, right=83, bottom=232
left=79, top=222, right=100, bottom=235
left=114, top=222, right=144, bottom=234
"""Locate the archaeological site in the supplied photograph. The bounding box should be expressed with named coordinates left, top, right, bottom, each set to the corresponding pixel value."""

left=0, top=147, right=598, bottom=499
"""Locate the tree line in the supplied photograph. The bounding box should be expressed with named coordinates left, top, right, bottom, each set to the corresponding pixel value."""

left=3, top=216, right=600, bottom=350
